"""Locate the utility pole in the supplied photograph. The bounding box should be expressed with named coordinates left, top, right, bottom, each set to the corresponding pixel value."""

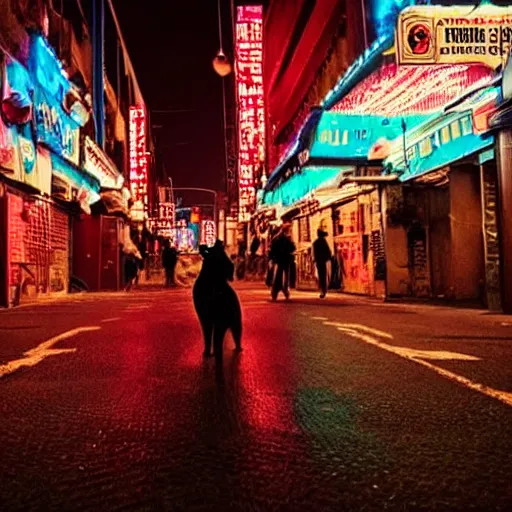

left=92, top=0, right=105, bottom=148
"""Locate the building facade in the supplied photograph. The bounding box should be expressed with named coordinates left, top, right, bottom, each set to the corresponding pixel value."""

left=256, top=1, right=512, bottom=312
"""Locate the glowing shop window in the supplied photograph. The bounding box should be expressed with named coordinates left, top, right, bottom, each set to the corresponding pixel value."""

left=419, top=137, right=432, bottom=157
left=461, top=116, right=473, bottom=136
left=407, top=146, right=416, bottom=161
left=342, top=130, right=349, bottom=145
left=299, top=216, right=310, bottom=243
left=450, top=121, right=461, bottom=140
left=440, top=126, right=451, bottom=145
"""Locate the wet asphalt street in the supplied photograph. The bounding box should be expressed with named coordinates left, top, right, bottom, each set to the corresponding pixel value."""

left=0, top=283, right=511, bottom=511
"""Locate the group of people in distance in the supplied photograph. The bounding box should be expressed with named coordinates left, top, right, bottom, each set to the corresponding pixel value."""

left=267, top=224, right=339, bottom=301
left=124, top=238, right=179, bottom=291
left=124, top=224, right=338, bottom=300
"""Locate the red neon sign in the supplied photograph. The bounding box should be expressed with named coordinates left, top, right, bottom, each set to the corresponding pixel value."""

left=201, top=220, right=216, bottom=247
left=129, top=106, right=148, bottom=204
left=236, top=5, right=264, bottom=222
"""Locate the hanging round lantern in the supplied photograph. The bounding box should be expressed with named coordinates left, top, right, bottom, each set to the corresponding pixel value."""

left=213, top=50, right=232, bottom=77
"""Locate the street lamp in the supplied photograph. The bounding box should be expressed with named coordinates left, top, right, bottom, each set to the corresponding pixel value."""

left=213, top=0, right=232, bottom=77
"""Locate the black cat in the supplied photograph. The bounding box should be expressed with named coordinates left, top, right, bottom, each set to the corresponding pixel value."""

left=193, top=240, right=242, bottom=361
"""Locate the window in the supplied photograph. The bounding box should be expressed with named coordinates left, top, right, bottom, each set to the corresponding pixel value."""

left=407, top=146, right=417, bottom=161
left=450, top=120, right=461, bottom=140
left=441, top=126, right=451, bottom=144
left=461, top=116, right=473, bottom=136
left=355, top=129, right=368, bottom=140
left=419, top=137, right=433, bottom=157
left=299, top=216, right=310, bottom=243
left=342, top=130, right=349, bottom=145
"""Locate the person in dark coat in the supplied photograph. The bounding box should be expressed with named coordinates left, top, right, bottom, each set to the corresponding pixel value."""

left=162, top=240, right=178, bottom=287
left=313, top=229, right=332, bottom=298
left=124, top=253, right=139, bottom=291
left=135, top=238, right=147, bottom=285
left=269, top=226, right=296, bottom=301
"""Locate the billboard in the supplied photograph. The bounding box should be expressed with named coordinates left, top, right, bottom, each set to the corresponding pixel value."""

left=397, top=4, right=512, bottom=69
left=235, top=5, right=265, bottom=222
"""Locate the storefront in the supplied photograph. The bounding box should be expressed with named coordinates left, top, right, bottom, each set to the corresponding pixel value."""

left=73, top=136, right=126, bottom=292
left=383, top=80, right=499, bottom=303
left=0, top=53, right=62, bottom=306
left=0, top=34, right=100, bottom=306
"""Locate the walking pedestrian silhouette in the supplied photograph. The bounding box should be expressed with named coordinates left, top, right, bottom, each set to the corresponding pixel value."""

left=193, top=240, right=243, bottom=362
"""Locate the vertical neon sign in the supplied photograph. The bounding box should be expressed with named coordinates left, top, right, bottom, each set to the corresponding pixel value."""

left=235, top=5, right=264, bottom=222
left=129, top=106, right=148, bottom=219
left=201, top=220, right=216, bottom=247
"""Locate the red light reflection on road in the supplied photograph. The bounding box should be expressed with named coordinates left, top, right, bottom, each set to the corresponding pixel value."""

left=236, top=325, right=300, bottom=435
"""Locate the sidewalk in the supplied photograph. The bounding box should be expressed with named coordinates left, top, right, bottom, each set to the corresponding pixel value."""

left=2, top=279, right=511, bottom=324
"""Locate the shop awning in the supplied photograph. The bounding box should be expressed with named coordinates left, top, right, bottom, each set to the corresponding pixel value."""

left=399, top=133, right=494, bottom=183
left=262, top=165, right=345, bottom=208
left=330, top=62, right=495, bottom=117
left=489, top=102, right=512, bottom=131
left=384, top=81, right=499, bottom=181
left=312, top=175, right=398, bottom=211
left=265, top=107, right=323, bottom=191
left=50, top=153, right=101, bottom=205
left=309, top=112, right=429, bottom=161
left=314, top=183, right=375, bottom=210
left=91, top=189, right=130, bottom=217
left=83, top=136, right=124, bottom=190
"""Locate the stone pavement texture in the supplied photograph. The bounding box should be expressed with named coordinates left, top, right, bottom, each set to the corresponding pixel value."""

left=0, top=284, right=511, bottom=511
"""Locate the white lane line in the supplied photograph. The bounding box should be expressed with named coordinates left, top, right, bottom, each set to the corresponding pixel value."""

left=336, top=328, right=480, bottom=361
left=101, top=317, right=121, bottom=323
left=312, top=316, right=329, bottom=321
left=324, top=322, right=394, bottom=339
left=0, top=326, right=101, bottom=378
left=337, top=327, right=512, bottom=408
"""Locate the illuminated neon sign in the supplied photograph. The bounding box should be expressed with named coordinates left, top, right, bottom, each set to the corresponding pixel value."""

left=34, top=88, right=80, bottom=165
left=83, top=136, right=124, bottom=189
left=397, top=4, right=512, bottom=69
left=201, top=220, right=216, bottom=247
left=235, top=5, right=265, bottom=222
left=129, top=106, right=148, bottom=211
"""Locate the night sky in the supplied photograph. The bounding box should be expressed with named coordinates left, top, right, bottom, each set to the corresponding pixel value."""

left=115, top=1, right=228, bottom=197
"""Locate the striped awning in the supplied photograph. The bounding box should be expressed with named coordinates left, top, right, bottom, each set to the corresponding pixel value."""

left=331, top=63, right=495, bottom=117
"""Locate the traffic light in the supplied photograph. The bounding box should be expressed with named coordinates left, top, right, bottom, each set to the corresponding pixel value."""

left=190, top=207, right=200, bottom=224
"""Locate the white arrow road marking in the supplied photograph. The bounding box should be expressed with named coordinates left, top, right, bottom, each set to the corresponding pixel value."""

left=336, top=327, right=512, bottom=408
left=336, top=327, right=480, bottom=362
left=0, top=326, right=101, bottom=378
left=390, top=347, right=481, bottom=361
left=324, top=322, right=394, bottom=339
